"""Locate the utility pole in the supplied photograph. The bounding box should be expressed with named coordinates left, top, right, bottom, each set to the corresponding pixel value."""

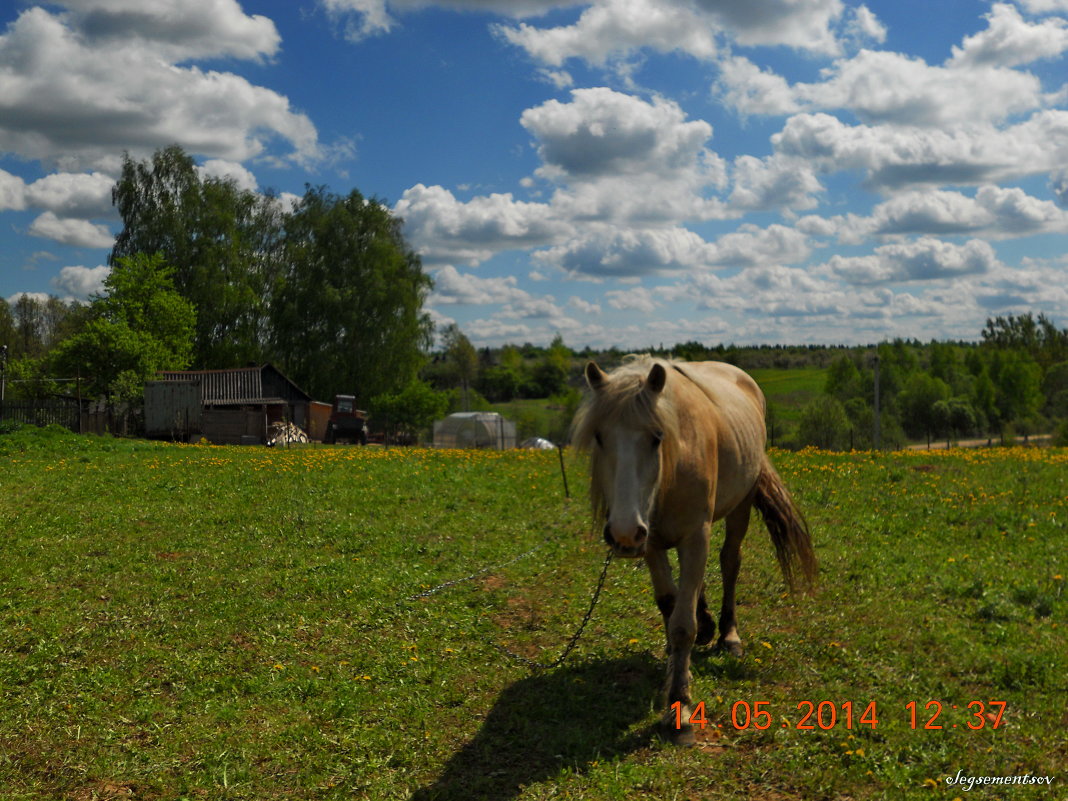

left=0, top=344, right=8, bottom=421
left=873, top=352, right=881, bottom=450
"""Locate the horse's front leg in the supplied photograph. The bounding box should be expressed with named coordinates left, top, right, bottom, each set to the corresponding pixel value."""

left=647, top=547, right=714, bottom=654
left=660, top=523, right=710, bottom=746
left=645, top=547, right=676, bottom=652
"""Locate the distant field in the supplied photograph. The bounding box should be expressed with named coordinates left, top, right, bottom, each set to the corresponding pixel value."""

left=748, top=368, right=827, bottom=435
left=1, top=426, right=1065, bottom=800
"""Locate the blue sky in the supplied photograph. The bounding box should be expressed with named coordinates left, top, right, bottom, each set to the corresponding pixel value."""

left=2, top=0, right=1068, bottom=349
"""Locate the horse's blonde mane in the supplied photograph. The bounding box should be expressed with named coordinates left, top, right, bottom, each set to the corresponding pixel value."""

left=571, top=357, right=684, bottom=522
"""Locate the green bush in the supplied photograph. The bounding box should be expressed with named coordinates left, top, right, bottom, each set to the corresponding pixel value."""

left=1052, top=418, right=1068, bottom=447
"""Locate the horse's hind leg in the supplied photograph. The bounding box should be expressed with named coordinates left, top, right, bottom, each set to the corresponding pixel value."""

left=717, top=501, right=751, bottom=657
left=696, top=585, right=716, bottom=646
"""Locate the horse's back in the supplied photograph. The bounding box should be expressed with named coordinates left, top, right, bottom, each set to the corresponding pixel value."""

left=676, top=361, right=766, bottom=418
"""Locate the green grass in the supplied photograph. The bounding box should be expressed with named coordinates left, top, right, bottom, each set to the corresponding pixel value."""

left=1, top=425, right=1065, bottom=799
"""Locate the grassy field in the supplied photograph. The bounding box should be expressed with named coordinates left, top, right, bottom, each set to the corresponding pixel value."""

left=0, top=426, right=1065, bottom=800
left=748, top=367, right=827, bottom=436
left=748, top=367, right=827, bottom=403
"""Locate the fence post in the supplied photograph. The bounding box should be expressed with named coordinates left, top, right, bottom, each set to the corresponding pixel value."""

left=76, top=371, right=83, bottom=434
left=557, top=444, right=570, bottom=500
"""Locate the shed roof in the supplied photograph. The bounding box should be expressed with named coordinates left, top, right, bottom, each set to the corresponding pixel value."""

left=159, top=364, right=310, bottom=405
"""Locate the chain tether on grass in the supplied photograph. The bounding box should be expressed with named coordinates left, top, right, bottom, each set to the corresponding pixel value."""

left=356, top=496, right=614, bottom=672
left=402, top=538, right=553, bottom=603
left=483, top=548, right=613, bottom=671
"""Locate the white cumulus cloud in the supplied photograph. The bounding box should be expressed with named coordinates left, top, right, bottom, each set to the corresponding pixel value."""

left=535, top=225, right=718, bottom=277
left=494, top=0, right=718, bottom=68
left=24, top=171, right=116, bottom=218
left=28, top=211, right=114, bottom=248
left=772, top=111, right=1068, bottom=190
left=521, top=88, right=715, bottom=180
left=430, top=265, right=531, bottom=305
left=495, top=0, right=854, bottom=69
left=605, top=286, right=660, bottom=313
left=0, top=168, right=27, bottom=211
left=728, top=154, right=823, bottom=212
left=61, top=0, right=281, bottom=61
left=50, top=264, right=110, bottom=299
left=521, top=88, right=729, bottom=223
left=948, top=3, right=1068, bottom=68
left=395, top=184, right=570, bottom=266
left=0, top=6, right=321, bottom=170
left=820, top=238, right=1001, bottom=284
left=197, top=159, right=260, bottom=192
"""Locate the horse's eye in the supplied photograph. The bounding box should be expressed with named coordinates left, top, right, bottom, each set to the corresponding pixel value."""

left=594, top=431, right=603, bottom=448
left=652, top=431, right=663, bottom=448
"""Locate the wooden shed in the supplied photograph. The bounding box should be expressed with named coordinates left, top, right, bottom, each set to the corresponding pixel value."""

left=147, top=364, right=312, bottom=444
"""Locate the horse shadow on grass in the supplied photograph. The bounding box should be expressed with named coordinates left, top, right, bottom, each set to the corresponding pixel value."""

left=409, top=654, right=663, bottom=801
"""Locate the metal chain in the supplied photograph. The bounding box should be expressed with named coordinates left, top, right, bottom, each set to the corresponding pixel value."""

left=484, top=549, right=614, bottom=671
left=402, top=538, right=552, bottom=603
left=358, top=501, right=615, bottom=672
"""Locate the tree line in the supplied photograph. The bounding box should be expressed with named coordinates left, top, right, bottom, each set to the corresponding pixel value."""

left=792, top=314, right=1068, bottom=449
left=408, top=316, right=1068, bottom=449
left=2, top=145, right=432, bottom=415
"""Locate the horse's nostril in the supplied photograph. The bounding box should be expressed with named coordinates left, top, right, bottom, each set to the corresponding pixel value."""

left=603, top=524, right=616, bottom=547
left=636, top=525, right=648, bottom=542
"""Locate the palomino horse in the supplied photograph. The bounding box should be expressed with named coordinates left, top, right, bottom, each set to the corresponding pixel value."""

left=572, top=357, right=816, bottom=745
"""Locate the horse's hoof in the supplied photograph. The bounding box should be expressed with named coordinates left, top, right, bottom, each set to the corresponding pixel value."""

left=695, top=612, right=716, bottom=647
left=716, top=638, right=744, bottom=658
left=659, top=719, right=696, bottom=747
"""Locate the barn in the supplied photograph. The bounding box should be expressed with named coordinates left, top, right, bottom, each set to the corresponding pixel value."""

left=145, top=364, right=312, bottom=444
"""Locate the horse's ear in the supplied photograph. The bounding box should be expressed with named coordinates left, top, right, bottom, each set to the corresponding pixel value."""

left=585, top=361, right=608, bottom=391
left=645, top=362, right=667, bottom=396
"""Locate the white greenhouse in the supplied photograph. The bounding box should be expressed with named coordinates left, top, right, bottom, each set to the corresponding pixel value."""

left=433, top=412, right=517, bottom=450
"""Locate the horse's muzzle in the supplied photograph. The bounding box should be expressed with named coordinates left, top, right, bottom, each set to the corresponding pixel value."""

left=603, top=522, right=647, bottom=558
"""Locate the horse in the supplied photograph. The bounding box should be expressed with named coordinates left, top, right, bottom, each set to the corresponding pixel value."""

left=572, top=357, right=817, bottom=745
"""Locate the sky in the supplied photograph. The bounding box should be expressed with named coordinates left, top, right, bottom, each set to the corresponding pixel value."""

left=2, top=0, right=1068, bottom=350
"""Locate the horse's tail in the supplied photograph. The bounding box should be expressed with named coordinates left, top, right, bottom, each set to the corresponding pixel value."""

left=753, top=455, right=817, bottom=593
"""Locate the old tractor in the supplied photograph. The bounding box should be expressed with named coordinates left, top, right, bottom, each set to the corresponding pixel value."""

left=324, top=394, right=368, bottom=444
